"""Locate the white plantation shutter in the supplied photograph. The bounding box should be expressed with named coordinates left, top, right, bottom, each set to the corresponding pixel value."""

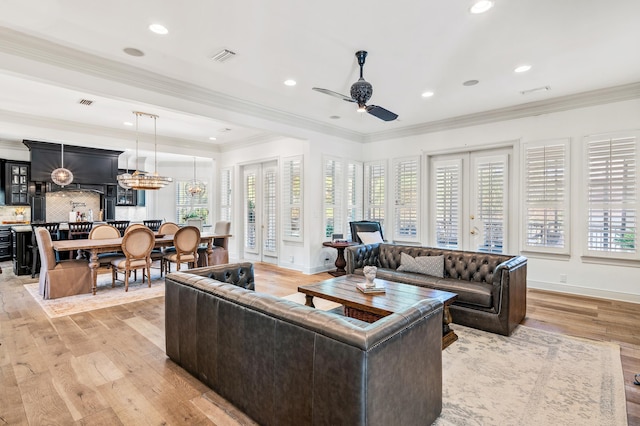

left=586, top=134, right=638, bottom=257
left=220, top=168, right=232, bottom=222
left=365, top=160, right=386, bottom=229
left=323, top=157, right=343, bottom=239
left=244, top=169, right=257, bottom=252
left=474, top=157, right=506, bottom=253
left=263, top=166, right=277, bottom=254
left=346, top=161, right=363, bottom=241
left=523, top=140, right=569, bottom=253
left=433, top=159, right=461, bottom=249
left=393, top=157, right=420, bottom=241
left=282, top=156, right=303, bottom=242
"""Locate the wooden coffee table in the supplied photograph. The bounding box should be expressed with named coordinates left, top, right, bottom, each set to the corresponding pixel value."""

left=298, top=275, right=458, bottom=349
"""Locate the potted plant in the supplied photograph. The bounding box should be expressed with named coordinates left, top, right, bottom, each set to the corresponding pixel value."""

left=14, top=207, right=26, bottom=222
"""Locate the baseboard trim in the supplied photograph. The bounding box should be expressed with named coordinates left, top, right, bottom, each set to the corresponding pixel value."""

left=529, top=280, right=640, bottom=304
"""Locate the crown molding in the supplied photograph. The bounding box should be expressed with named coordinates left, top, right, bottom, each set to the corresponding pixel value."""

left=364, top=82, right=640, bottom=143
left=218, top=133, right=294, bottom=153
left=0, top=27, right=363, bottom=143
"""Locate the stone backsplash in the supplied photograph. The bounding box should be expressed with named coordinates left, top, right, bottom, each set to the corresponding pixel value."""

left=0, top=205, right=31, bottom=223
left=46, top=191, right=101, bottom=222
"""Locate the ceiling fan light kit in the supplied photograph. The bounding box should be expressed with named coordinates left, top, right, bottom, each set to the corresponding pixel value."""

left=312, top=50, right=398, bottom=121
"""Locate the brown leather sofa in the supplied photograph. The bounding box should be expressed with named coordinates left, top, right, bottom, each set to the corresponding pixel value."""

left=345, top=243, right=527, bottom=336
left=165, top=263, right=444, bottom=426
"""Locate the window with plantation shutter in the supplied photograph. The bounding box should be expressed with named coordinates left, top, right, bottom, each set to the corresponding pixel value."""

left=263, top=166, right=277, bottom=254
left=220, top=168, right=232, bottom=222
left=323, top=157, right=343, bottom=239
left=244, top=169, right=257, bottom=252
left=282, top=156, right=303, bottom=242
left=432, top=159, right=461, bottom=249
left=523, top=140, right=569, bottom=253
left=393, top=157, right=420, bottom=241
left=585, top=133, right=638, bottom=258
left=346, top=161, right=363, bottom=241
left=176, top=181, right=209, bottom=225
left=364, top=160, right=386, bottom=231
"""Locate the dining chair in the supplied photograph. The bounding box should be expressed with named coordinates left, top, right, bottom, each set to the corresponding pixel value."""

left=87, top=224, right=123, bottom=270
left=34, top=227, right=91, bottom=299
left=158, top=222, right=180, bottom=235
left=111, top=226, right=155, bottom=292
left=30, top=222, right=60, bottom=278
left=201, top=220, right=231, bottom=266
left=143, top=219, right=163, bottom=231
left=106, top=220, right=130, bottom=236
left=67, top=221, right=94, bottom=259
left=157, top=222, right=180, bottom=273
left=163, top=226, right=200, bottom=274
left=125, top=223, right=147, bottom=234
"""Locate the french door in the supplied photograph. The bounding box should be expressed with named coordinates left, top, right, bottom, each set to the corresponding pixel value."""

left=243, top=161, right=278, bottom=263
left=430, top=149, right=510, bottom=253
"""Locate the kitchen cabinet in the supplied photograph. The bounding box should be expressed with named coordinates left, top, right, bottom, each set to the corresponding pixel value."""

left=0, top=225, right=11, bottom=261
left=1, top=160, right=30, bottom=205
left=116, top=171, right=145, bottom=206
left=11, top=228, right=32, bottom=275
left=104, top=185, right=117, bottom=220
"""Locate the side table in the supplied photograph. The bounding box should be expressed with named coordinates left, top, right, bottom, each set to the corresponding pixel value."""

left=322, top=241, right=356, bottom=276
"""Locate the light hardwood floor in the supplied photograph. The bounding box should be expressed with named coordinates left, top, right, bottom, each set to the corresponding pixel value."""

left=1, top=261, right=638, bottom=425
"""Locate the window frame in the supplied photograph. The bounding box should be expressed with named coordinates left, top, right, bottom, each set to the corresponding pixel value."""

left=392, top=156, right=420, bottom=242
left=282, top=156, right=303, bottom=242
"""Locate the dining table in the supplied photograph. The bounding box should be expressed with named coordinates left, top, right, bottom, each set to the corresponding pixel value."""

left=52, top=232, right=232, bottom=295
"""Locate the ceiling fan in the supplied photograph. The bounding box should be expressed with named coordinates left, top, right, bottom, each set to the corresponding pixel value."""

left=312, top=50, right=398, bottom=121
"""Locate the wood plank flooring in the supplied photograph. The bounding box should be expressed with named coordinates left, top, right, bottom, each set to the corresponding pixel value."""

left=1, top=261, right=639, bottom=425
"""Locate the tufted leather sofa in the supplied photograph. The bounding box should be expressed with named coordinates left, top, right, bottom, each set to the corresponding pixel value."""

left=165, top=262, right=444, bottom=425
left=345, top=243, right=527, bottom=336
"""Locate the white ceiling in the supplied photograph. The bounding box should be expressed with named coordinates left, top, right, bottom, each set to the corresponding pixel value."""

left=0, top=0, right=639, bottom=154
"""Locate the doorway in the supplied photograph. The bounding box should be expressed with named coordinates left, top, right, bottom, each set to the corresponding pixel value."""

left=242, top=161, right=278, bottom=264
left=429, top=148, right=511, bottom=253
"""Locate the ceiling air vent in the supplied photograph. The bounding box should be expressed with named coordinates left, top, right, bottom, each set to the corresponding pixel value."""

left=78, top=99, right=94, bottom=106
left=211, top=49, right=236, bottom=62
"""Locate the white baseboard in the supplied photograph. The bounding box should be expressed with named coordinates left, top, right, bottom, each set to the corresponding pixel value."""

left=529, top=280, right=640, bottom=304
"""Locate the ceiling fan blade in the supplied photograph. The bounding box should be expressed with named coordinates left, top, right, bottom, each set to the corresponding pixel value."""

left=312, top=87, right=356, bottom=103
left=366, top=105, right=398, bottom=121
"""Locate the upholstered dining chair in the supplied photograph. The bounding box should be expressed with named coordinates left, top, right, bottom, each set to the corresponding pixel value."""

left=163, top=226, right=200, bottom=274
left=206, top=220, right=231, bottom=266
left=157, top=222, right=180, bottom=273
left=111, top=226, right=155, bottom=292
left=124, top=223, right=147, bottom=234
left=158, top=221, right=180, bottom=235
left=143, top=219, right=162, bottom=231
left=35, top=227, right=91, bottom=299
left=87, top=224, right=122, bottom=270
left=30, top=222, right=60, bottom=278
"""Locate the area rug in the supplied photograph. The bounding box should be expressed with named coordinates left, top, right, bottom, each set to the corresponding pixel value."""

left=434, top=324, right=627, bottom=426
left=24, top=272, right=165, bottom=318
left=281, top=293, right=627, bottom=425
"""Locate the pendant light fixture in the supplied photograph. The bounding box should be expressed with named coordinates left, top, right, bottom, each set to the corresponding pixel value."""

left=186, top=157, right=205, bottom=197
left=51, top=143, right=74, bottom=187
left=117, top=111, right=172, bottom=190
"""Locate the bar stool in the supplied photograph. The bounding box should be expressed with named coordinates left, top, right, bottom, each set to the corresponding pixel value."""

left=30, top=222, right=60, bottom=278
left=143, top=220, right=162, bottom=231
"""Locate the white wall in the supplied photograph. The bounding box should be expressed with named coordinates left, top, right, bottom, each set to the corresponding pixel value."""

left=364, top=99, right=640, bottom=302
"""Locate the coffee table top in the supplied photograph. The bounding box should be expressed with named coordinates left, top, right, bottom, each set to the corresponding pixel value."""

left=298, top=275, right=457, bottom=318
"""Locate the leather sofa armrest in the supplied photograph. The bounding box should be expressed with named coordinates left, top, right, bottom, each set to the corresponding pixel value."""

left=491, top=256, right=528, bottom=313
left=345, top=243, right=380, bottom=274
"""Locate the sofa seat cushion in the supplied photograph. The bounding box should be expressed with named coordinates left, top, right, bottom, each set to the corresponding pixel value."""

left=354, top=268, right=493, bottom=308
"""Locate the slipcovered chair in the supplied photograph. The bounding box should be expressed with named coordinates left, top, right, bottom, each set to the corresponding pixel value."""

left=87, top=224, right=123, bottom=270
left=35, top=227, right=91, bottom=299
left=163, top=226, right=200, bottom=274
left=30, top=222, right=60, bottom=278
left=205, top=220, right=231, bottom=266
left=111, top=227, right=155, bottom=291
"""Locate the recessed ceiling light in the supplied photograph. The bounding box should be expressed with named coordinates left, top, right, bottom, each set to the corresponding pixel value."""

left=123, top=121, right=133, bottom=126
left=463, top=79, right=479, bottom=86
left=209, top=137, right=217, bottom=141
left=470, top=1, right=494, bottom=14
left=284, top=79, right=297, bottom=86
left=514, top=64, right=532, bottom=73
left=123, top=47, right=144, bottom=57
left=421, top=91, right=435, bottom=98
left=149, top=24, right=168, bottom=35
